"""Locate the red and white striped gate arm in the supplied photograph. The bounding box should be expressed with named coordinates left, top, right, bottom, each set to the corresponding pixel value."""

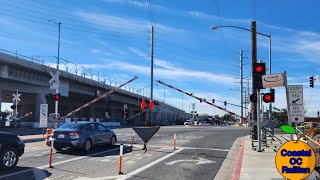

left=156, top=80, right=247, bottom=121
left=61, top=76, right=138, bottom=119
left=19, top=112, right=33, bottom=120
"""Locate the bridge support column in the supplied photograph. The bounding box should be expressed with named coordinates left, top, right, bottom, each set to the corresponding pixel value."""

left=35, top=93, right=47, bottom=123
left=0, top=89, right=2, bottom=112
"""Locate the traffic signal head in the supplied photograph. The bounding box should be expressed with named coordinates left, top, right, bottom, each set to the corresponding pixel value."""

left=17, top=104, right=22, bottom=110
left=310, top=76, right=314, bottom=88
left=250, top=94, right=257, bottom=103
left=224, top=101, right=227, bottom=106
left=212, top=99, right=215, bottom=103
left=10, top=105, right=14, bottom=109
left=263, top=89, right=275, bottom=103
left=253, top=63, right=266, bottom=89
left=54, top=93, right=61, bottom=101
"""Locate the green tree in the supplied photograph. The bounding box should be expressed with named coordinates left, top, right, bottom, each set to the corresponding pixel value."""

left=272, top=107, right=287, bottom=124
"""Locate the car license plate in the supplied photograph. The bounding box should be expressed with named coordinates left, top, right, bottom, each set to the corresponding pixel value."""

left=58, top=134, right=65, bottom=138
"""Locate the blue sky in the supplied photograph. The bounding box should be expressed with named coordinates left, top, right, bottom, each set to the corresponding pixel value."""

left=1, top=0, right=319, bottom=117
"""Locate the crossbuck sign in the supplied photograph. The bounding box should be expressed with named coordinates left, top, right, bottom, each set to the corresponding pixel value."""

left=12, top=93, right=21, bottom=102
left=49, top=71, right=60, bottom=89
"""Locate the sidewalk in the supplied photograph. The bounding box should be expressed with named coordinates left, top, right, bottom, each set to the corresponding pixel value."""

left=239, top=134, right=318, bottom=180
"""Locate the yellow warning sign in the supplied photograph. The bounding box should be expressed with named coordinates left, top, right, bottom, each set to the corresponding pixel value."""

left=275, top=140, right=316, bottom=180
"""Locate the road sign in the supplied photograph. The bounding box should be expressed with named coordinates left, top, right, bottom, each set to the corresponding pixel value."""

left=289, top=105, right=304, bottom=122
left=288, top=85, right=303, bottom=105
left=39, top=104, right=48, bottom=128
left=50, top=82, right=59, bottom=90
left=12, top=93, right=21, bottom=102
left=49, top=71, right=60, bottom=84
left=262, top=73, right=284, bottom=88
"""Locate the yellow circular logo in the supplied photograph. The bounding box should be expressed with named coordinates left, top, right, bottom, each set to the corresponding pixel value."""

left=275, top=140, right=316, bottom=180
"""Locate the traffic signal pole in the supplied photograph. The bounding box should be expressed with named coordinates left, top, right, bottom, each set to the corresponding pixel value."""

left=251, top=21, right=258, bottom=141
left=257, top=89, right=262, bottom=152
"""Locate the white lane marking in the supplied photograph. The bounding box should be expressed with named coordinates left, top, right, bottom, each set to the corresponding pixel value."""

left=33, top=168, right=50, bottom=180
left=165, top=158, right=216, bottom=165
left=128, top=144, right=230, bottom=152
left=0, top=147, right=120, bottom=179
left=118, top=148, right=185, bottom=180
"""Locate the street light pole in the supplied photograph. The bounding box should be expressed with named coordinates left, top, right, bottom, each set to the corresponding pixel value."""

left=211, top=22, right=272, bottom=145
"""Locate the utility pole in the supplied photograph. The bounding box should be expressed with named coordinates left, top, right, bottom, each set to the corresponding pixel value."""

left=251, top=21, right=258, bottom=141
left=191, top=103, right=196, bottom=124
left=240, top=50, right=244, bottom=124
left=244, top=89, right=247, bottom=117
left=149, top=25, right=154, bottom=125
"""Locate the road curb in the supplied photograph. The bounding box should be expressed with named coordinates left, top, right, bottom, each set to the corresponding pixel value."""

left=214, top=136, right=244, bottom=180
left=233, top=139, right=245, bottom=180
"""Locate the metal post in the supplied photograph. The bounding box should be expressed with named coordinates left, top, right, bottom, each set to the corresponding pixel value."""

left=251, top=21, right=258, bottom=140
left=268, top=35, right=272, bottom=124
left=15, top=89, right=18, bottom=116
left=240, top=50, right=244, bottom=124
left=149, top=25, right=154, bottom=126
left=257, top=89, right=262, bottom=152
left=284, top=71, right=293, bottom=140
left=57, top=23, right=61, bottom=70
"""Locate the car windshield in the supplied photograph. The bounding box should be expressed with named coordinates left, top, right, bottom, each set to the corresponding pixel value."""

left=58, top=123, right=83, bottom=130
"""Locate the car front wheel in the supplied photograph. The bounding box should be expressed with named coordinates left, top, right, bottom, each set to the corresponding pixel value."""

left=83, top=139, right=92, bottom=151
left=0, top=147, right=19, bottom=170
left=110, top=136, right=116, bottom=146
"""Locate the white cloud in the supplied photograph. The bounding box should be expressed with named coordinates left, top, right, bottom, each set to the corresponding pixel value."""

left=91, top=48, right=101, bottom=54
left=75, top=11, right=185, bottom=35
left=78, top=60, right=236, bottom=85
left=187, top=11, right=214, bottom=20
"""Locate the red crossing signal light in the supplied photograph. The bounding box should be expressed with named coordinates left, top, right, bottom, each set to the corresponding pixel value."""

left=54, top=93, right=61, bottom=101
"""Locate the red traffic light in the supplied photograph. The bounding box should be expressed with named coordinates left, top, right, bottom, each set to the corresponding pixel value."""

left=263, top=92, right=274, bottom=103
left=264, top=94, right=271, bottom=101
left=255, top=66, right=263, bottom=73
left=54, top=93, right=61, bottom=101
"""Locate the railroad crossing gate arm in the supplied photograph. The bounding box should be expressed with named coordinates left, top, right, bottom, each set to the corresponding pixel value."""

left=156, top=80, right=247, bottom=121
left=61, top=76, right=138, bottom=119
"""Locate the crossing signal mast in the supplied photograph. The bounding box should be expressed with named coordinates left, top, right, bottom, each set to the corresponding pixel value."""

left=156, top=80, right=247, bottom=121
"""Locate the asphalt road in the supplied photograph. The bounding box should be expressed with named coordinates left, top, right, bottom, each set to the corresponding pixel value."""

left=0, top=125, right=249, bottom=180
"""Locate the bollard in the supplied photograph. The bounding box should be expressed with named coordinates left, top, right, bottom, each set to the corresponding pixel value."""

left=49, top=137, right=54, bottom=168
left=131, top=132, right=134, bottom=147
left=173, top=133, right=176, bottom=150
left=310, top=122, right=313, bottom=131
left=45, top=128, right=53, bottom=146
left=118, top=144, right=123, bottom=175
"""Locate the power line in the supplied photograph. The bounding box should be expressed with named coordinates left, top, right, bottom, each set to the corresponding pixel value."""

left=0, top=1, right=147, bottom=33
left=0, top=9, right=147, bottom=40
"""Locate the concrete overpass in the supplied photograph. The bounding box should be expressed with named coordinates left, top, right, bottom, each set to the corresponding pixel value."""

left=0, top=49, right=191, bottom=126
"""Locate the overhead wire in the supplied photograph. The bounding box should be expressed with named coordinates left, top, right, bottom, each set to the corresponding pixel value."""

left=0, top=1, right=148, bottom=34
left=0, top=5, right=147, bottom=40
